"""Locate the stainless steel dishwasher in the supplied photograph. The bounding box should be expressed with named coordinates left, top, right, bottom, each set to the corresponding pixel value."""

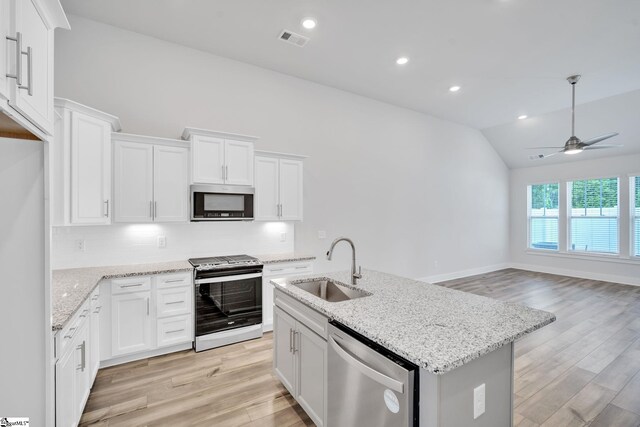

left=327, top=321, right=419, bottom=427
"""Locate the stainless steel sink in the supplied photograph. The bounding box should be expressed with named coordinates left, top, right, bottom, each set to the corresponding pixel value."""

left=291, top=280, right=371, bottom=302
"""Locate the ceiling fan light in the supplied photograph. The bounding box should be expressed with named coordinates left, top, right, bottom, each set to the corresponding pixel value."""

left=564, top=148, right=582, bottom=155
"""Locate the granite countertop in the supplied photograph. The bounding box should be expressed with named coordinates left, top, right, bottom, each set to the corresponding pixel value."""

left=254, top=253, right=316, bottom=264
left=271, top=269, right=555, bottom=374
left=52, top=261, right=193, bottom=331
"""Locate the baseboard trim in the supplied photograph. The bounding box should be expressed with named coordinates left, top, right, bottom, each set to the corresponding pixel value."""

left=509, top=263, right=640, bottom=287
left=417, top=263, right=511, bottom=284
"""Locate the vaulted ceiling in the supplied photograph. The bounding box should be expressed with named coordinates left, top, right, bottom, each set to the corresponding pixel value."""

left=61, top=0, right=640, bottom=168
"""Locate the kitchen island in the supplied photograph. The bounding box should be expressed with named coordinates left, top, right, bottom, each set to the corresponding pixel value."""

left=271, top=269, right=555, bottom=427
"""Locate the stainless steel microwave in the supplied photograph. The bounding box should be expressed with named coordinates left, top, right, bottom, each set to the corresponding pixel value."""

left=190, top=184, right=254, bottom=221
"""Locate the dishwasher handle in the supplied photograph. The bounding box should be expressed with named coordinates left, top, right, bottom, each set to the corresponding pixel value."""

left=329, top=335, right=405, bottom=394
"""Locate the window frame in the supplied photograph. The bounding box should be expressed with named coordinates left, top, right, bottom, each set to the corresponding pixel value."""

left=632, top=175, right=640, bottom=258
left=527, top=182, right=560, bottom=252
left=567, top=177, right=620, bottom=255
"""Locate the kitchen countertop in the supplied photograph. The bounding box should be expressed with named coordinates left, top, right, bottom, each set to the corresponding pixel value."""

left=253, top=253, right=316, bottom=264
left=51, top=261, right=193, bottom=331
left=271, top=269, right=555, bottom=374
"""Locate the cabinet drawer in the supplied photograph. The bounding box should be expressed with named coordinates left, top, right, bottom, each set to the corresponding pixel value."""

left=275, top=289, right=328, bottom=339
left=57, top=300, right=90, bottom=359
left=157, top=314, right=192, bottom=347
left=156, top=272, right=192, bottom=289
left=111, top=276, right=151, bottom=294
left=157, top=286, right=192, bottom=318
left=264, top=261, right=313, bottom=277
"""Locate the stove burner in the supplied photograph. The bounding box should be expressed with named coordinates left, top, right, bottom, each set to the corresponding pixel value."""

left=188, top=255, right=262, bottom=271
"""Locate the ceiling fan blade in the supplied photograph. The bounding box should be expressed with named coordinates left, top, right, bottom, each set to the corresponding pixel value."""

left=582, top=132, right=619, bottom=146
left=529, top=151, right=561, bottom=160
left=583, top=145, right=623, bottom=150
left=526, top=146, right=565, bottom=149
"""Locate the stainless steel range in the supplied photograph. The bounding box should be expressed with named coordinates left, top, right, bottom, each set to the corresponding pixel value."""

left=189, top=255, right=263, bottom=352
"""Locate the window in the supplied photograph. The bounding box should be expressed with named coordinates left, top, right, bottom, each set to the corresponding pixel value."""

left=569, top=177, right=619, bottom=254
left=529, top=183, right=559, bottom=250
left=634, top=176, right=640, bottom=257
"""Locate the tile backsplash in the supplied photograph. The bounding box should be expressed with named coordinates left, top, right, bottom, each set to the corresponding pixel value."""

left=52, top=221, right=295, bottom=269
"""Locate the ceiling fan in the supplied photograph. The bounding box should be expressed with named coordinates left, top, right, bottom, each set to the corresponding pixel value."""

left=528, top=75, right=621, bottom=160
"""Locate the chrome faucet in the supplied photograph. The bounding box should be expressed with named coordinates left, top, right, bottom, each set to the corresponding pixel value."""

left=326, top=237, right=362, bottom=285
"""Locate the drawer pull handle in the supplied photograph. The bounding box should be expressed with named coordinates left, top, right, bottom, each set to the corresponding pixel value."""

left=79, top=309, right=90, bottom=318
left=121, top=283, right=144, bottom=288
left=295, top=266, right=307, bottom=269
left=166, top=300, right=185, bottom=305
left=93, top=306, right=102, bottom=314
left=92, top=294, right=99, bottom=300
left=64, top=327, right=77, bottom=339
left=270, top=268, right=284, bottom=272
left=166, top=328, right=185, bottom=334
left=164, top=279, right=185, bottom=283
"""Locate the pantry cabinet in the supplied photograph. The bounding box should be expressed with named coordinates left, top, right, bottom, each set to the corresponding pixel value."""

left=182, top=127, right=257, bottom=186
left=52, top=99, right=121, bottom=226
left=113, top=133, right=189, bottom=223
left=0, top=0, right=69, bottom=139
left=255, top=151, right=306, bottom=221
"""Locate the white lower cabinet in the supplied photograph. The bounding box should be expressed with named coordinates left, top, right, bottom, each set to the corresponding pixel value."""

left=157, top=314, right=192, bottom=347
left=262, top=261, right=313, bottom=332
left=273, top=291, right=327, bottom=427
left=111, top=290, right=154, bottom=357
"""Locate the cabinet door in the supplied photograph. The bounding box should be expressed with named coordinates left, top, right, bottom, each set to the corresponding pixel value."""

left=254, top=156, right=280, bottom=221
left=153, top=145, right=189, bottom=222
left=262, top=277, right=274, bottom=331
left=296, top=322, right=327, bottom=427
left=273, top=306, right=297, bottom=395
left=225, top=139, right=254, bottom=186
left=10, top=0, right=55, bottom=135
left=90, top=296, right=102, bottom=380
left=55, top=339, right=77, bottom=427
left=0, top=0, right=9, bottom=100
left=70, top=111, right=111, bottom=225
left=192, top=135, right=224, bottom=184
left=114, top=141, right=154, bottom=223
left=74, top=321, right=91, bottom=418
left=111, top=291, right=153, bottom=357
left=279, top=159, right=303, bottom=220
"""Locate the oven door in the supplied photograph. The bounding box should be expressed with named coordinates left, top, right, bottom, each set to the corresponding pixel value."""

left=194, top=270, right=262, bottom=336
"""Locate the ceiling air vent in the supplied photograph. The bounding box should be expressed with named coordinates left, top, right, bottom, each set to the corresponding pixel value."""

left=278, top=30, right=309, bottom=47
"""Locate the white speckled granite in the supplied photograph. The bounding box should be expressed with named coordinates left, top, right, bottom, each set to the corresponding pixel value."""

left=272, top=269, right=555, bottom=374
left=255, top=253, right=316, bottom=264
left=52, top=261, right=193, bottom=331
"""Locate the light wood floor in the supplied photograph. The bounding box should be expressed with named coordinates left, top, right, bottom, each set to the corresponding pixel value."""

left=80, top=269, right=640, bottom=427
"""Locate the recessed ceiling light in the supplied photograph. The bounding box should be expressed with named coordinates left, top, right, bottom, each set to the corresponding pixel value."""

left=449, top=85, right=461, bottom=92
left=301, top=18, right=317, bottom=29
left=396, top=57, right=409, bottom=65
left=518, top=115, right=528, bottom=120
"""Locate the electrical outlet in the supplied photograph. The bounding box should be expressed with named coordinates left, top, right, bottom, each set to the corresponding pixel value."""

left=157, top=235, right=166, bottom=248
left=473, top=383, right=485, bottom=419
left=318, top=230, right=327, bottom=239
left=280, top=233, right=287, bottom=242
left=75, top=239, right=85, bottom=252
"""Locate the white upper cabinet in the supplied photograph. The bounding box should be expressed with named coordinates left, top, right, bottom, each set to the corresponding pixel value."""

left=0, top=0, right=69, bottom=139
left=113, top=133, right=189, bottom=223
left=153, top=145, right=189, bottom=222
left=255, top=151, right=306, bottom=221
left=182, top=127, right=257, bottom=186
left=114, top=140, right=154, bottom=223
left=51, top=99, right=121, bottom=226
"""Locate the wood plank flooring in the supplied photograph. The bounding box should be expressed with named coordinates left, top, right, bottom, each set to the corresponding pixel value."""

left=439, top=269, right=640, bottom=427
left=80, top=269, right=640, bottom=426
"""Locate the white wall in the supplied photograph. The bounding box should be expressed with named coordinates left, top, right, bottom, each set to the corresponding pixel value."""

left=54, top=15, right=510, bottom=279
left=510, top=153, right=640, bottom=285
left=0, top=138, right=46, bottom=424
left=52, top=222, right=294, bottom=269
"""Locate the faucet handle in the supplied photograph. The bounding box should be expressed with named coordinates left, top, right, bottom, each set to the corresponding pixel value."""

left=354, top=266, right=362, bottom=279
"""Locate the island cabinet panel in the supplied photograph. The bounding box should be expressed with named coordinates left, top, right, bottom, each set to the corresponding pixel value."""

left=274, top=306, right=297, bottom=394
left=296, top=321, right=327, bottom=427
left=274, top=288, right=328, bottom=427
left=262, top=261, right=314, bottom=332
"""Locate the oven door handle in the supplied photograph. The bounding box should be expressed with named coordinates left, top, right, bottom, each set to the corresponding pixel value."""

left=195, top=272, right=262, bottom=285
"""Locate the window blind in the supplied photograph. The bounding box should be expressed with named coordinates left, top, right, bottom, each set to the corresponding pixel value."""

left=569, top=178, right=619, bottom=254
left=634, top=176, right=640, bottom=257
left=529, top=183, right=559, bottom=250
